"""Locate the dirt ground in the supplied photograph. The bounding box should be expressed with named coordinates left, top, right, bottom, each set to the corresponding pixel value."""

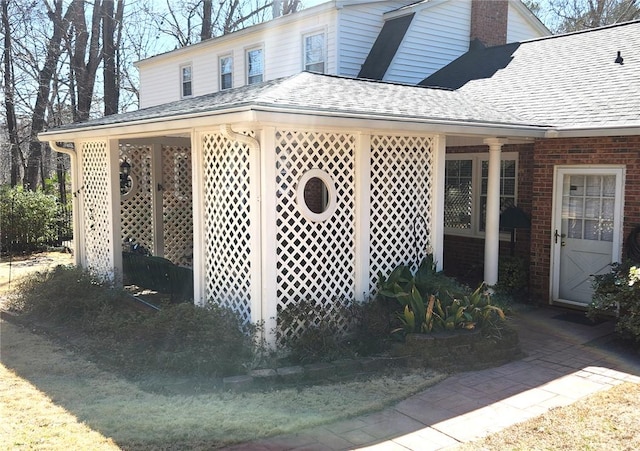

left=0, top=251, right=74, bottom=296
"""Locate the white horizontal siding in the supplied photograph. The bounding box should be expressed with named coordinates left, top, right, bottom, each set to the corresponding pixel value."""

left=138, top=9, right=337, bottom=107
left=507, top=3, right=548, bottom=42
left=384, top=0, right=471, bottom=84
left=337, top=1, right=415, bottom=77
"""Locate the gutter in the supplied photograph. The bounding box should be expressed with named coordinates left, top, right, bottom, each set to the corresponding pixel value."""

left=545, top=126, right=640, bottom=139
left=39, top=104, right=549, bottom=142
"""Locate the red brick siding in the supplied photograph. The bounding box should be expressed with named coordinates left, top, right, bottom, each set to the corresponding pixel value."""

left=470, top=0, right=508, bottom=47
left=530, top=136, right=640, bottom=302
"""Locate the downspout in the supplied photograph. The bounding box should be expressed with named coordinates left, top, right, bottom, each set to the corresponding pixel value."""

left=219, top=124, right=259, bottom=150
left=218, top=124, right=263, bottom=326
left=48, top=141, right=82, bottom=267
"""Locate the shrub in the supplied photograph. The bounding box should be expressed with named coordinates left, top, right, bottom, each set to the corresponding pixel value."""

left=0, top=186, right=61, bottom=253
left=589, top=261, right=640, bottom=346
left=277, top=299, right=356, bottom=363
left=9, top=265, right=255, bottom=377
left=377, top=257, right=506, bottom=337
left=495, top=255, right=529, bottom=294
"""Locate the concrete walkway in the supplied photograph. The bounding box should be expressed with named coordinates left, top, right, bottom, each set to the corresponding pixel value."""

left=225, top=306, right=640, bottom=450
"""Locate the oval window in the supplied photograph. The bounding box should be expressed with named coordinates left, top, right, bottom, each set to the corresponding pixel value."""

left=296, top=169, right=337, bottom=222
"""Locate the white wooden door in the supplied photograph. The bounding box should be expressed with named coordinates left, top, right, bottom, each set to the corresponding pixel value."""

left=551, top=167, right=624, bottom=307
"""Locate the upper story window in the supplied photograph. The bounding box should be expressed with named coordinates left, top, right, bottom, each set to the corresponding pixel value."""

left=304, top=32, right=325, bottom=73
left=181, top=64, right=192, bottom=98
left=246, top=48, right=264, bottom=85
left=220, top=55, right=233, bottom=90
left=444, top=153, right=518, bottom=237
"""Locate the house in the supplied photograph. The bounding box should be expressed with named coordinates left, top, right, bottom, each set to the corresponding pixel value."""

left=135, top=0, right=547, bottom=108
left=38, top=5, right=639, bottom=342
left=422, top=19, right=640, bottom=308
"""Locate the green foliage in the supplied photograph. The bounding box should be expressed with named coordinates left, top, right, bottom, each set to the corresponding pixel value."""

left=9, top=265, right=254, bottom=377
left=1, top=186, right=61, bottom=252
left=377, top=257, right=506, bottom=336
left=495, top=255, right=529, bottom=294
left=589, top=261, right=640, bottom=346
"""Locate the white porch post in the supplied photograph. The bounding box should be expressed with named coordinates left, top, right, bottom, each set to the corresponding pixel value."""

left=260, top=126, right=278, bottom=343
left=150, top=143, right=164, bottom=257
left=191, top=130, right=206, bottom=306
left=107, top=138, right=123, bottom=283
left=431, top=135, right=446, bottom=272
left=354, top=133, right=371, bottom=301
left=483, top=138, right=507, bottom=286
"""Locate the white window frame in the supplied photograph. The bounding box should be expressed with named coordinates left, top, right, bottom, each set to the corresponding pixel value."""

left=303, top=30, right=326, bottom=73
left=180, top=63, right=193, bottom=98
left=219, top=54, right=233, bottom=91
left=444, top=152, right=518, bottom=239
left=246, top=46, right=264, bottom=85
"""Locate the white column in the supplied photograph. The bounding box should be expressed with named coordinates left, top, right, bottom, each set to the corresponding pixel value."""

left=431, top=135, right=447, bottom=272
left=354, top=133, right=371, bottom=301
left=190, top=130, right=206, bottom=306
left=150, top=143, right=164, bottom=257
left=483, top=138, right=507, bottom=286
left=107, top=139, right=123, bottom=284
left=260, top=127, right=278, bottom=343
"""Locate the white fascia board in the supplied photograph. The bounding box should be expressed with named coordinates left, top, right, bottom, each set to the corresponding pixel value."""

left=38, top=110, right=257, bottom=142
left=384, top=0, right=448, bottom=20
left=135, top=2, right=338, bottom=68
left=39, top=105, right=549, bottom=143
left=545, top=125, right=640, bottom=139
left=249, top=107, right=548, bottom=138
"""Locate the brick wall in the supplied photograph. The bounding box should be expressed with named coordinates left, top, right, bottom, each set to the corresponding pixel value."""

left=470, top=0, right=508, bottom=47
left=530, top=136, right=640, bottom=302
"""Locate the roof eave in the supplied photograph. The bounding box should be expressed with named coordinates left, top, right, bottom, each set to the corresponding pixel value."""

left=39, top=104, right=549, bottom=143
left=545, top=125, right=640, bottom=139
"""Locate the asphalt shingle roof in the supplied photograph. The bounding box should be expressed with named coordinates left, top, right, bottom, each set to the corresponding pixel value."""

left=421, top=20, right=640, bottom=130
left=46, top=72, right=541, bottom=134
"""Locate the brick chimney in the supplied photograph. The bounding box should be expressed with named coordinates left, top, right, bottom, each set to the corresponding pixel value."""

left=470, top=0, right=509, bottom=48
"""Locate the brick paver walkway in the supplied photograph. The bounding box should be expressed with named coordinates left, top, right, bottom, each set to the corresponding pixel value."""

left=225, top=307, right=640, bottom=450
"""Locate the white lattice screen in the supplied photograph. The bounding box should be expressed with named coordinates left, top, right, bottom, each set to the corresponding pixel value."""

left=162, top=145, right=193, bottom=267
left=368, top=135, right=435, bottom=294
left=80, top=141, right=113, bottom=276
left=120, top=145, right=154, bottom=253
left=275, top=130, right=356, bottom=340
left=201, top=133, right=252, bottom=323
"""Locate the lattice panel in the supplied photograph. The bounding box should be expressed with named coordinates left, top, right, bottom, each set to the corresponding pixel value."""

left=120, top=145, right=154, bottom=253
left=80, top=141, right=113, bottom=276
left=275, top=130, right=356, bottom=342
left=202, top=133, right=252, bottom=323
left=369, top=135, right=435, bottom=294
left=162, top=145, right=193, bottom=267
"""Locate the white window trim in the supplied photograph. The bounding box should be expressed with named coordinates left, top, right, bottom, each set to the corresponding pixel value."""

left=296, top=169, right=337, bottom=222
left=302, top=29, right=327, bottom=73
left=245, top=45, right=264, bottom=85
left=180, top=63, right=193, bottom=98
left=219, top=54, right=233, bottom=91
left=444, top=152, right=518, bottom=240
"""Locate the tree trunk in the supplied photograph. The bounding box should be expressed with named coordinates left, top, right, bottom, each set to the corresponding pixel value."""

left=201, top=0, right=212, bottom=41
left=103, top=0, right=124, bottom=116
left=24, top=0, right=69, bottom=191
left=2, top=0, right=22, bottom=187
left=69, top=0, right=103, bottom=122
